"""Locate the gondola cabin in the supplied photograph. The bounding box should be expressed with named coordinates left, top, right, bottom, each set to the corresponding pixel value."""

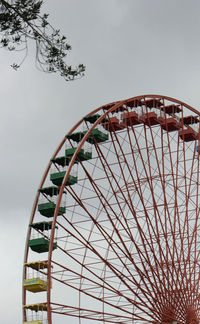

left=23, top=303, right=47, bottom=324
left=23, top=261, right=52, bottom=293
left=160, top=117, right=180, bottom=132
left=179, top=128, right=197, bottom=142
left=29, top=237, right=57, bottom=253
left=103, top=117, right=126, bottom=132
left=23, top=278, right=48, bottom=293
left=121, top=111, right=142, bottom=126
left=38, top=201, right=66, bottom=217
left=140, top=112, right=160, bottom=126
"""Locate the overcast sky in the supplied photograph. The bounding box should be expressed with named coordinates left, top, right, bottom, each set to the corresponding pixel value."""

left=1, top=0, right=200, bottom=323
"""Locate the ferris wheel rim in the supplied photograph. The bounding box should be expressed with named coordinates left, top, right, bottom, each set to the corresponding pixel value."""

left=23, top=94, right=200, bottom=324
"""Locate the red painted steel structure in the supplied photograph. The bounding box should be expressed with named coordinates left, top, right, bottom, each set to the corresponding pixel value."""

left=23, top=95, right=200, bottom=324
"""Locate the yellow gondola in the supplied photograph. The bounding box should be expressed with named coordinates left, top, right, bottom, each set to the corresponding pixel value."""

left=23, top=261, right=52, bottom=293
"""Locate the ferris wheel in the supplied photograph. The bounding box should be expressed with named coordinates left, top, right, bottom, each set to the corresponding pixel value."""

left=23, top=94, right=200, bottom=324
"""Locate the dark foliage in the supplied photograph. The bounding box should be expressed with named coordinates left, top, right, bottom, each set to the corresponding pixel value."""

left=0, top=0, right=85, bottom=80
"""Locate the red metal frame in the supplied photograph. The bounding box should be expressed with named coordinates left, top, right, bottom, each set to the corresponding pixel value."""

left=23, top=95, right=200, bottom=323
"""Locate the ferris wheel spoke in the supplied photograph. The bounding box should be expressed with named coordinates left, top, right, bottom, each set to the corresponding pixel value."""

left=182, top=143, right=196, bottom=296
left=53, top=232, right=159, bottom=320
left=91, top=134, right=172, bottom=310
left=162, top=123, right=187, bottom=297
left=159, top=115, right=195, bottom=305
left=190, top=142, right=200, bottom=296
left=173, top=138, right=196, bottom=301
left=106, top=126, right=181, bottom=312
left=51, top=302, right=155, bottom=323
left=127, top=124, right=180, bottom=296
left=142, top=124, right=172, bottom=288
left=59, top=188, right=163, bottom=314
left=51, top=259, right=147, bottom=317
left=144, top=116, right=192, bottom=304
left=129, top=115, right=193, bottom=316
